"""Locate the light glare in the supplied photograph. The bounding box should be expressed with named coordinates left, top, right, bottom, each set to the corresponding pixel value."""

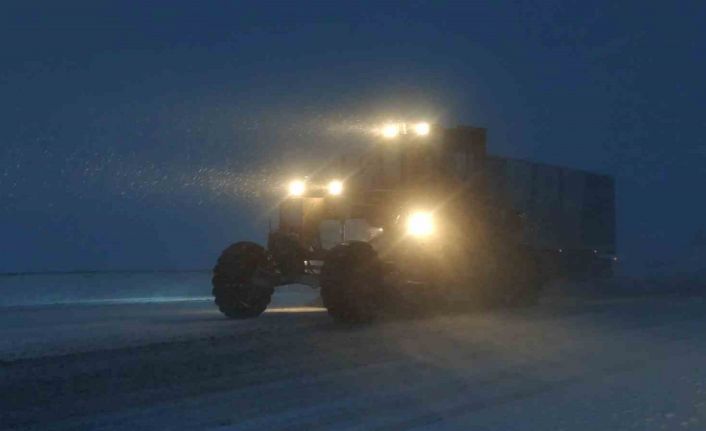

left=327, top=180, right=343, bottom=196
left=413, top=122, right=430, bottom=136
left=381, top=123, right=400, bottom=139
left=407, top=211, right=434, bottom=237
left=288, top=180, right=306, bottom=197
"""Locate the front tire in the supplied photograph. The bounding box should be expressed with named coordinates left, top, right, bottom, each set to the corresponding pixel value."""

left=212, top=242, right=274, bottom=319
left=320, top=242, right=382, bottom=323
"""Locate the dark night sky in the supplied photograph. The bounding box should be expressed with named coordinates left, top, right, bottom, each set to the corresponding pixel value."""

left=1, top=1, right=704, bottom=274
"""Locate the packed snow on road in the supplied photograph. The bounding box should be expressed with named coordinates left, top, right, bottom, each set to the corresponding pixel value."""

left=1, top=273, right=705, bottom=430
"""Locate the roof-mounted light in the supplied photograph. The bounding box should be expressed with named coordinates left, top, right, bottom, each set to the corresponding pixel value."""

left=413, top=122, right=430, bottom=136
left=288, top=179, right=306, bottom=197
left=379, top=121, right=431, bottom=139
left=381, top=123, right=401, bottom=139
left=327, top=180, right=343, bottom=196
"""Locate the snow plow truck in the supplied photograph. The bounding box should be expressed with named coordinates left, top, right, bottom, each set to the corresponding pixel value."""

left=212, top=123, right=616, bottom=322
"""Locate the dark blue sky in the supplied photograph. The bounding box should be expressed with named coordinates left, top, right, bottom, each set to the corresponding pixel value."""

left=1, top=1, right=704, bottom=274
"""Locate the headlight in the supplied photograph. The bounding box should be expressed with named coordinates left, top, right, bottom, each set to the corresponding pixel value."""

left=327, top=180, right=343, bottom=196
left=406, top=211, right=434, bottom=237
left=381, top=123, right=400, bottom=139
left=379, top=122, right=431, bottom=138
left=288, top=180, right=306, bottom=197
left=413, top=122, right=430, bottom=136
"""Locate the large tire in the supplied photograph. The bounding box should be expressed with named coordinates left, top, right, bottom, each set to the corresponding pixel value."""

left=212, top=242, right=274, bottom=319
left=320, top=242, right=382, bottom=323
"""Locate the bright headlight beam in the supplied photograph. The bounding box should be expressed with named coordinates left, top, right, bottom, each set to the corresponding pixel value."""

left=413, top=122, right=430, bottom=136
left=381, top=123, right=400, bottom=139
left=327, top=180, right=343, bottom=196
left=288, top=180, right=306, bottom=197
left=407, top=211, right=434, bottom=237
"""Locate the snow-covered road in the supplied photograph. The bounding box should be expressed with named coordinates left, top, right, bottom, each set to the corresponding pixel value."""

left=1, top=291, right=705, bottom=430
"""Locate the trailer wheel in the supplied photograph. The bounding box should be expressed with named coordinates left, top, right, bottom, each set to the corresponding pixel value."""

left=212, top=242, right=274, bottom=319
left=321, top=242, right=382, bottom=323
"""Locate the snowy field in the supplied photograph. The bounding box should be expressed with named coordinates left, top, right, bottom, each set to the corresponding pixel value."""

left=1, top=274, right=706, bottom=430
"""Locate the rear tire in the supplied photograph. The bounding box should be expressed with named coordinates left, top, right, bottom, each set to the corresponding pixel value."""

left=321, top=242, right=382, bottom=323
left=212, top=242, right=274, bottom=319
